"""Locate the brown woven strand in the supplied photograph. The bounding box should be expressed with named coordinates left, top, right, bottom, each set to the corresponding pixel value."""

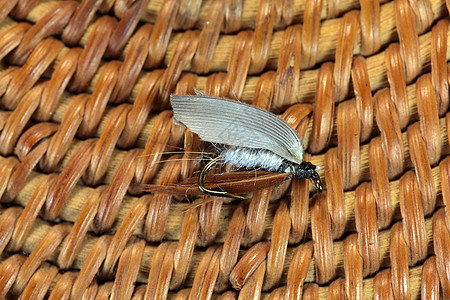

left=0, top=1, right=446, bottom=106
left=0, top=0, right=448, bottom=299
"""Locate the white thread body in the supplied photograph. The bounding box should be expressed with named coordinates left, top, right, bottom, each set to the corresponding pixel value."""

left=221, top=147, right=285, bottom=172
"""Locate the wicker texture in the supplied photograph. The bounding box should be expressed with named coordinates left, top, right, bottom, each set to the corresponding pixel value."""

left=0, top=0, right=448, bottom=299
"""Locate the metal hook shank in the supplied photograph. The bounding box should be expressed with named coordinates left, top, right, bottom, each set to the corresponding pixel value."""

left=198, top=157, right=247, bottom=200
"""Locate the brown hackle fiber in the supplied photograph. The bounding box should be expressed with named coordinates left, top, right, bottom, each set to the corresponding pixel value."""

left=0, top=0, right=449, bottom=299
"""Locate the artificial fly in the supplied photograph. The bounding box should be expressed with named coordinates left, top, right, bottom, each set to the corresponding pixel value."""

left=170, top=89, right=323, bottom=199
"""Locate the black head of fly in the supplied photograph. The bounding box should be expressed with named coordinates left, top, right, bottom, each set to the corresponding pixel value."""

left=278, top=160, right=323, bottom=192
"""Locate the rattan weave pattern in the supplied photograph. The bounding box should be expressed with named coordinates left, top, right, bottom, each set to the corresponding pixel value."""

left=0, top=0, right=448, bottom=299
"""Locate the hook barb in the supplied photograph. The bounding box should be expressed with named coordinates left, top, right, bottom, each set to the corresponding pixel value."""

left=198, top=157, right=247, bottom=200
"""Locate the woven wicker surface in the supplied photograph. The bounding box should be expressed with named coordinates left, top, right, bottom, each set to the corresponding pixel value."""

left=0, top=0, right=449, bottom=299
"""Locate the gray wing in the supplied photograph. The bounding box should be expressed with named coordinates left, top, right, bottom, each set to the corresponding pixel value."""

left=170, top=91, right=304, bottom=163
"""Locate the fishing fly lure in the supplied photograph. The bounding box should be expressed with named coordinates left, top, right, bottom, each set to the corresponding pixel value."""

left=171, top=89, right=323, bottom=199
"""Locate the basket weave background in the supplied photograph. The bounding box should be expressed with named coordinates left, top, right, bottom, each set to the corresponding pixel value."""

left=0, top=0, right=449, bottom=299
